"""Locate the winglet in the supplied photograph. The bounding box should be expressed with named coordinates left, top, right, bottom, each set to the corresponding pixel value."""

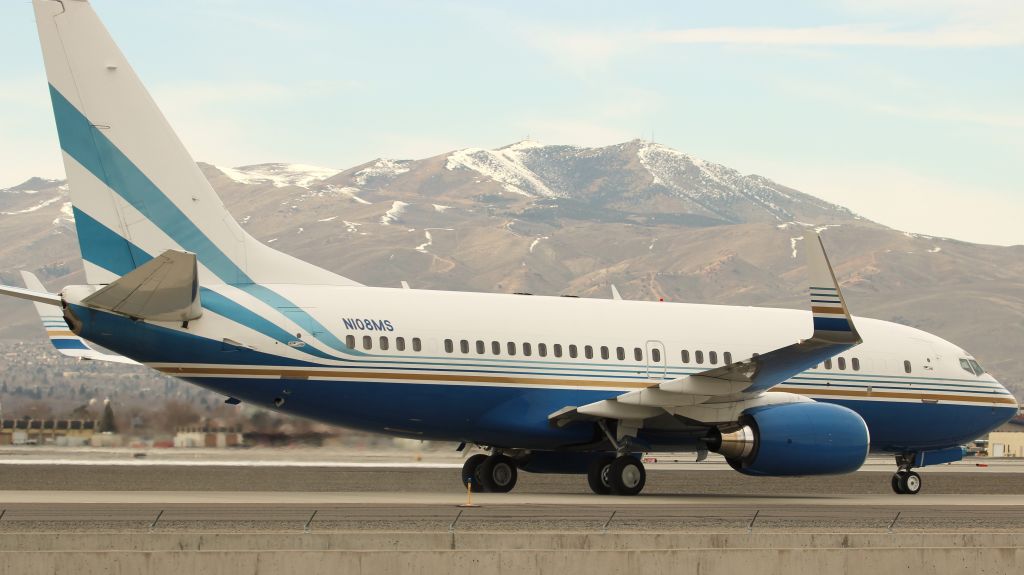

left=806, top=234, right=860, bottom=343
left=611, top=284, right=622, bottom=301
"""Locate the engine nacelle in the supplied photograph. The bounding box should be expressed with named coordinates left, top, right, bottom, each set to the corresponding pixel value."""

left=707, top=402, right=869, bottom=476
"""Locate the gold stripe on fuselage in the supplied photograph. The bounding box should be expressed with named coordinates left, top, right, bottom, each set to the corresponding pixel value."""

left=155, top=366, right=1017, bottom=405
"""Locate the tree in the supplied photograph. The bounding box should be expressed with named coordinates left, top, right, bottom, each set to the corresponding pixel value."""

left=99, top=402, right=118, bottom=433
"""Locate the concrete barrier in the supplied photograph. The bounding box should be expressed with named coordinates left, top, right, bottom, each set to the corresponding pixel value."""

left=0, top=532, right=1020, bottom=574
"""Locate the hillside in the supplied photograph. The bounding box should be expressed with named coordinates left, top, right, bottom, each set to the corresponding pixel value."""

left=0, top=140, right=1021, bottom=399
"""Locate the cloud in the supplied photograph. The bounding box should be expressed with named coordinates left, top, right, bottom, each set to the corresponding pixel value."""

left=642, top=24, right=1023, bottom=48
left=770, top=163, right=1024, bottom=246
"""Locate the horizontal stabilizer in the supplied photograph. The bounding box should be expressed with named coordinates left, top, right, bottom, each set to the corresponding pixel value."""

left=0, top=283, right=60, bottom=306
left=20, top=271, right=138, bottom=364
left=83, top=250, right=202, bottom=322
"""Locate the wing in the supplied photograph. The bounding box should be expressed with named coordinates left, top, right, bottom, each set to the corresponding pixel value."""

left=552, top=233, right=861, bottom=427
left=19, top=271, right=138, bottom=365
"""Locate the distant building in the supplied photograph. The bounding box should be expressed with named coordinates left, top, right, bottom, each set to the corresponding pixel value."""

left=0, top=419, right=96, bottom=446
left=174, top=425, right=244, bottom=448
left=988, top=429, right=1024, bottom=458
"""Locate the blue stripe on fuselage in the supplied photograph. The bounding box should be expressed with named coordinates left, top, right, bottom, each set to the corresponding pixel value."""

left=49, top=85, right=350, bottom=355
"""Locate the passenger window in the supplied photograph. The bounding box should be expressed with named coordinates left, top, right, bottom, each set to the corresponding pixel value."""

left=396, top=337, right=406, bottom=351
left=538, top=343, right=547, bottom=357
left=492, top=341, right=501, bottom=355
left=724, top=352, right=733, bottom=364
left=904, top=360, right=912, bottom=374
left=507, top=342, right=517, bottom=356
left=476, top=340, right=485, bottom=354
left=838, top=357, right=846, bottom=370
left=380, top=336, right=389, bottom=351
left=412, top=338, right=421, bottom=352
left=569, top=345, right=578, bottom=358
left=523, top=343, right=532, bottom=356
left=709, top=351, right=718, bottom=365
left=616, top=347, right=625, bottom=361
left=681, top=350, right=690, bottom=363
left=584, top=345, right=594, bottom=359
left=695, top=350, right=704, bottom=364
left=553, top=344, right=563, bottom=358
left=851, top=357, right=859, bottom=371
left=824, top=358, right=832, bottom=370
left=635, top=348, right=643, bottom=362
left=346, top=335, right=355, bottom=349
left=600, top=346, right=609, bottom=360
left=363, top=336, right=373, bottom=350
left=652, top=348, right=661, bottom=363
left=460, top=340, right=469, bottom=354
left=444, top=339, right=453, bottom=353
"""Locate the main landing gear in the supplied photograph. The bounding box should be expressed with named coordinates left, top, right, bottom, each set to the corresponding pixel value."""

left=891, top=454, right=922, bottom=495
left=461, top=453, right=518, bottom=493
left=587, top=454, right=646, bottom=496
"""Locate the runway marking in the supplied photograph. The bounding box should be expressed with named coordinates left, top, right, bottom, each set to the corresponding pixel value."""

left=0, top=459, right=461, bottom=469
left=0, top=490, right=1022, bottom=507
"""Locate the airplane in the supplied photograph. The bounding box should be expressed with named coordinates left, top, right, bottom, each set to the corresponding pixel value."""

left=0, top=0, right=1016, bottom=496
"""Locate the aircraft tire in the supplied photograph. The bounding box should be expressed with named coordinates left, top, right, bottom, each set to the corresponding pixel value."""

left=461, top=454, right=488, bottom=492
left=587, top=455, right=616, bottom=495
left=891, top=472, right=904, bottom=494
left=478, top=454, right=518, bottom=493
left=607, top=455, right=646, bottom=496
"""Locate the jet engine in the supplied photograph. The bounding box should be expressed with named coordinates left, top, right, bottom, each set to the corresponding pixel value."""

left=706, top=402, right=869, bottom=476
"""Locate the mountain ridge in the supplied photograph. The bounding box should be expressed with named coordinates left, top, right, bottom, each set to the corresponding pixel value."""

left=0, top=140, right=1020, bottom=399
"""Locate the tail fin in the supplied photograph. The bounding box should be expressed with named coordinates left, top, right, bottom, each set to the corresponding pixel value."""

left=32, top=0, right=361, bottom=287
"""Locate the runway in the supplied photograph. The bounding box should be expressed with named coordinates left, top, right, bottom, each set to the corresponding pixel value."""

left=0, top=462, right=1021, bottom=532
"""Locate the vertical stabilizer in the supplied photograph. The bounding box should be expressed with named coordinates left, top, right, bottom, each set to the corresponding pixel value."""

left=32, top=0, right=361, bottom=287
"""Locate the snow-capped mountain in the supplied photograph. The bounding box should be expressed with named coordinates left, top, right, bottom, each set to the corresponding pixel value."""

left=0, top=140, right=1021, bottom=397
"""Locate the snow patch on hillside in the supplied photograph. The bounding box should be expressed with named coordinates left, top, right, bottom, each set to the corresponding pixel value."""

left=445, top=142, right=557, bottom=198
left=218, top=163, right=339, bottom=188
left=2, top=196, right=63, bottom=215
left=790, top=236, right=805, bottom=258
left=380, top=201, right=409, bottom=225
left=415, top=230, right=433, bottom=253
left=322, top=185, right=371, bottom=205
left=353, top=159, right=413, bottom=186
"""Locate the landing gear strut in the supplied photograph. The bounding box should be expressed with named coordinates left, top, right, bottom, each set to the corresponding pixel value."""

left=891, top=454, right=922, bottom=495
left=587, top=454, right=646, bottom=496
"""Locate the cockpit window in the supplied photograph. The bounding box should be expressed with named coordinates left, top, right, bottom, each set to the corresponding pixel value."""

left=959, top=358, right=974, bottom=375
left=969, top=359, right=985, bottom=376
left=960, top=358, right=985, bottom=376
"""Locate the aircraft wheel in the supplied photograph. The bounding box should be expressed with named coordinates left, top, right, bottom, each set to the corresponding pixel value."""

left=461, top=454, right=488, bottom=492
left=608, top=455, right=646, bottom=496
left=478, top=454, right=518, bottom=493
left=587, top=455, right=616, bottom=495
left=899, top=471, right=922, bottom=495
left=891, top=472, right=904, bottom=494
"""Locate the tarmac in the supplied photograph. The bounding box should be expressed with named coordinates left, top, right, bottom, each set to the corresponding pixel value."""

left=0, top=451, right=1021, bottom=573
left=0, top=451, right=1020, bottom=532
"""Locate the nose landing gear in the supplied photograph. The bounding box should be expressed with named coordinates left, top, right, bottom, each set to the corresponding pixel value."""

left=891, top=453, right=922, bottom=495
left=891, top=470, right=921, bottom=495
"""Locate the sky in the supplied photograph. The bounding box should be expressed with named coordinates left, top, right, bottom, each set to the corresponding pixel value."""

left=0, top=0, right=1021, bottom=245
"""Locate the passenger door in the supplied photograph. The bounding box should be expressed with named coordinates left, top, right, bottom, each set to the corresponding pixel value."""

left=645, top=340, right=667, bottom=380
